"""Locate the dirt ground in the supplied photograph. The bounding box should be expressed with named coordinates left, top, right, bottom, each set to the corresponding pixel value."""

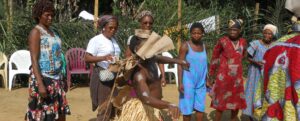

left=0, top=84, right=248, bottom=121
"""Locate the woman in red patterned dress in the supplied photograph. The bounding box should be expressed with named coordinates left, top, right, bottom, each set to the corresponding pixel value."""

left=208, top=19, right=247, bottom=121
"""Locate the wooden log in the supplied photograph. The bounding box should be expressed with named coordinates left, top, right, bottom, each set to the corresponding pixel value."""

left=94, top=0, right=99, bottom=30
left=177, top=0, right=182, bottom=52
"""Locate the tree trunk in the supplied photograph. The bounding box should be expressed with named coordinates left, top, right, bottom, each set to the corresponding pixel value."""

left=253, top=2, right=260, bottom=35
left=5, top=0, right=13, bottom=35
left=94, top=0, right=99, bottom=30
left=4, top=0, right=8, bottom=21
left=177, top=0, right=182, bottom=52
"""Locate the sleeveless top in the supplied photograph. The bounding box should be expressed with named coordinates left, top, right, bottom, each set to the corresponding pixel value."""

left=35, top=25, right=62, bottom=79
left=184, top=42, right=208, bottom=88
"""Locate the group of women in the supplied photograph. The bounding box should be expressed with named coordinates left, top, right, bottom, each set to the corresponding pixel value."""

left=25, top=0, right=300, bottom=121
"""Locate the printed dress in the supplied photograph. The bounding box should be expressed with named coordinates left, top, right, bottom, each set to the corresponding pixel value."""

left=26, top=25, right=70, bottom=121
left=257, top=34, right=300, bottom=121
left=179, top=42, right=208, bottom=115
left=243, top=40, right=269, bottom=118
left=209, top=36, right=247, bottom=111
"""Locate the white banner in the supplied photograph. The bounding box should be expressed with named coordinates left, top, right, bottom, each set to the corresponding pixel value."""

left=187, top=15, right=217, bottom=33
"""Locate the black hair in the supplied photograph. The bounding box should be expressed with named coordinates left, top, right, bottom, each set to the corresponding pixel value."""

left=190, top=22, right=205, bottom=34
left=129, top=36, right=143, bottom=54
left=32, top=0, right=55, bottom=23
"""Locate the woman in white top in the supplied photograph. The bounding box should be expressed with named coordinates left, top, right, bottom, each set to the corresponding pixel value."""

left=84, top=15, right=120, bottom=121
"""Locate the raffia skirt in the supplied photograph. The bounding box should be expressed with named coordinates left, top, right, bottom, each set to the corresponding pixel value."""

left=113, top=98, right=162, bottom=121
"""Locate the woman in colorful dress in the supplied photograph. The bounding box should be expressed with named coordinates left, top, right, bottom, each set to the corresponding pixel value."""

left=208, top=19, right=247, bottom=121
left=178, top=22, right=208, bottom=121
left=27, top=0, right=70, bottom=120
left=258, top=18, right=300, bottom=121
left=242, top=24, right=278, bottom=121
left=85, top=15, right=121, bottom=121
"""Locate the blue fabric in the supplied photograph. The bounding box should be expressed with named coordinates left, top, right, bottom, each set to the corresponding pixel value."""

left=61, top=53, right=67, bottom=77
left=179, top=42, right=208, bottom=115
left=36, top=25, right=62, bottom=79
left=243, top=40, right=269, bottom=117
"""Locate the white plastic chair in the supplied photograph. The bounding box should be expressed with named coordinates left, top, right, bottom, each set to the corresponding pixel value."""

left=0, top=52, right=8, bottom=89
left=8, top=50, right=31, bottom=91
left=162, top=52, right=178, bottom=87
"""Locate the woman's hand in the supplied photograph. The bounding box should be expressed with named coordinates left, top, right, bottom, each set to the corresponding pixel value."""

left=178, top=83, right=184, bottom=94
left=63, top=79, right=68, bottom=93
left=180, top=60, right=190, bottom=71
left=161, top=78, right=167, bottom=87
left=38, top=83, right=47, bottom=98
left=167, top=104, right=180, bottom=120
left=257, top=61, right=264, bottom=67
left=206, top=80, right=213, bottom=88
left=104, top=54, right=114, bottom=61
left=206, top=75, right=214, bottom=88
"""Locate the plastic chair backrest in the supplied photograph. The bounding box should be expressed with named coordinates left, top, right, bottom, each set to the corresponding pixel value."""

left=162, top=52, right=173, bottom=58
left=9, top=50, right=31, bottom=70
left=66, top=48, right=87, bottom=70
left=0, top=52, right=8, bottom=89
left=0, top=52, right=8, bottom=69
left=162, top=52, right=173, bottom=69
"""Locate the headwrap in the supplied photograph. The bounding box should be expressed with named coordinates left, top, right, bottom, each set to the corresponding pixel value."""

left=97, top=15, right=117, bottom=29
left=291, top=16, right=300, bottom=32
left=136, top=10, right=153, bottom=21
left=228, top=19, right=243, bottom=29
left=263, top=24, right=278, bottom=36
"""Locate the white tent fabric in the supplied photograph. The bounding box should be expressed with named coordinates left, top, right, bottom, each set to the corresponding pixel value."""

left=187, top=15, right=216, bottom=33
left=79, top=10, right=97, bottom=20
left=286, top=0, right=300, bottom=17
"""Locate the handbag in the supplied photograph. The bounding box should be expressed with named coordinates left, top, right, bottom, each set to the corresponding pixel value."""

left=99, top=69, right=115, bottom=82
left=98, top=64, right=120, bottom=82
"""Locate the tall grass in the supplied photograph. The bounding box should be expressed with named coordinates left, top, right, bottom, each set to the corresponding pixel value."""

left=0, top=0, right=292, bottom=59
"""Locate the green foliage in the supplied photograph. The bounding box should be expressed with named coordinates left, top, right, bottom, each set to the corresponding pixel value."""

left=0, top=0, right=293, bottom=66
left=52, top=21, right=95, bottom=52
left=263, top=0, right=292, bottom=36
left=0, top=9, right=96, bottom=56
left=0, top=1, right=4, bottom=19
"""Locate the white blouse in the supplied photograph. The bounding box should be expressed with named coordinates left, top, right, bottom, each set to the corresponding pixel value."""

left=86, top=34, right=121, bottom=69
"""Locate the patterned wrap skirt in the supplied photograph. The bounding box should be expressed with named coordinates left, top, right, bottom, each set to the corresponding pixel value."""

left=25, top=73, right=71, bottom=121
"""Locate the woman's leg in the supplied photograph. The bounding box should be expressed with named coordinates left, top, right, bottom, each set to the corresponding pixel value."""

left=230, top=109, right=239, bottom=121
left=195, top=111, right=204, bottom=121
left=96, top=81, right=114, bottom=121
left=57, top=115, right=66, bottom=121
left=249, top=116, right=254, bottom=121
left=215, top=110, right=223, bottom=121
left=183, top=115, right=192, bottom=121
